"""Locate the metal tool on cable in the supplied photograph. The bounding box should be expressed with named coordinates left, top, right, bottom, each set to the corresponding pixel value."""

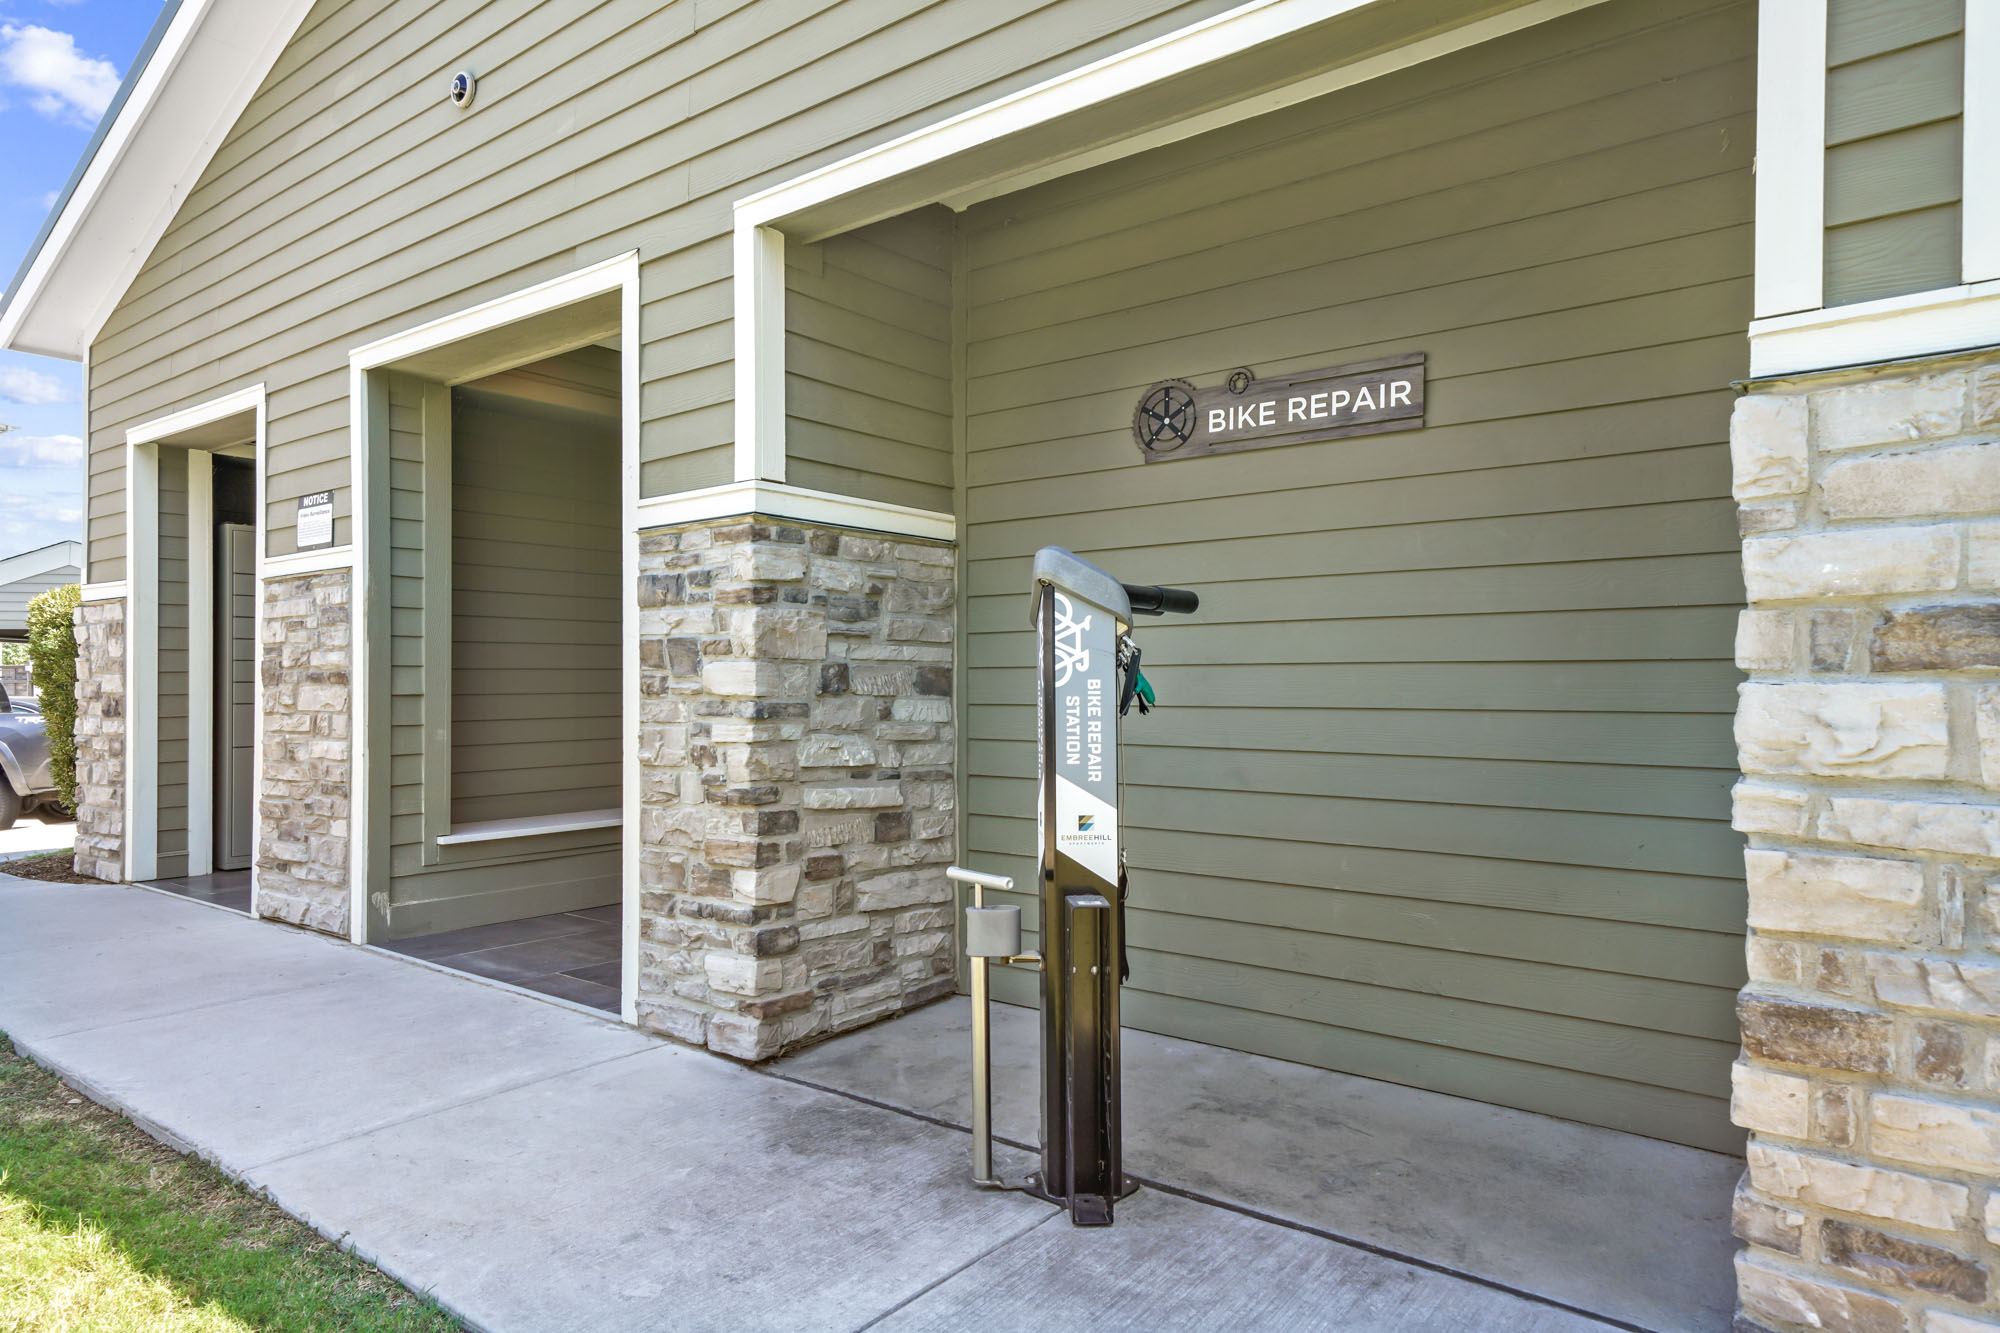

left=949, top=546, right=1198, bottom=1226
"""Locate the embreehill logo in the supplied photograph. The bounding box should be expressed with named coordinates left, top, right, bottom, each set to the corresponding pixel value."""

left=1053, top=592, right=1091, bottom=687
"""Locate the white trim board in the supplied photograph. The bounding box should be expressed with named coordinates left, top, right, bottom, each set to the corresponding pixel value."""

left=123, top=438, right=158, bottom=883
left=348, top=359, right=379, bottom=945
left=125, top=383, right=264, bottom=446
left=249, top=389, right=269, bottom=918
left=1964, top=0, right=2000, bottom=284
left=633, top=481, right=956, bottom=542
left=436, top=809, right=624, bottom=846
left=1749, top=282, right=2000, bottom=378
left=187, top=456, right=214, bottom=879
left=732, top=224, right=787, bottom=482
left=347, top=253, right=633, bottom=374
left=260, top=546, right=355, bottom=577
left=618, top=252, right=642, bottom=1027
left=1752, top=0, right=1827, bottom=319
left=79, top=582, right=128, bottom=603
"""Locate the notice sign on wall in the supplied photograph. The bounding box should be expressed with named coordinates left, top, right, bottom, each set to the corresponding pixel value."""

left=1131, top=352, right=1425, bottom=463
left=295, top=490, right=335, bottom=550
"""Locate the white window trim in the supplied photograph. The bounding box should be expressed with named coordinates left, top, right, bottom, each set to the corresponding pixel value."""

left=1753, top=0, right=1828, bottom=320
left=121, top=383, right=267, bottom=896
left=347, top=253, right=644, bottom=1025
left=728, top=0, right=1610, bottom=487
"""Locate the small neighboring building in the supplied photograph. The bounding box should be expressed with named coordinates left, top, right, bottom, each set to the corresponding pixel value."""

left=0, top=540, right=81, bottom=642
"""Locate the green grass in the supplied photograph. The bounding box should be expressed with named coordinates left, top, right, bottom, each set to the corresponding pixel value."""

left=0, top=1035, right=460, bottom=1331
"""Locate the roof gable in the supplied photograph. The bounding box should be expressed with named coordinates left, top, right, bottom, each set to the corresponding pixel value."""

left=0, top=0, right=314, bottom=360
left=0, top=540, right=84, bottom=587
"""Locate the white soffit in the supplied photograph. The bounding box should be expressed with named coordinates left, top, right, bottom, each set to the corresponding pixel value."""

left=0, top=0, right=315, bottom=361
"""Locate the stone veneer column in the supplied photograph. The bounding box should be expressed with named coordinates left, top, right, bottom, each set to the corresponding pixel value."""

left=255, top=570, right=352, bottom=934
left=1730, top=356, right=2000, bottom=1333
left=633, top=516, right=957, bottom=1060
left=71, top=598, right=125, bottom=881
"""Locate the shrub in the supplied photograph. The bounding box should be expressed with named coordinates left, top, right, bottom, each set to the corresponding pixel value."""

left=25, top=583, right=81, bottom=810
left=0, top=643, right=26, bottom=666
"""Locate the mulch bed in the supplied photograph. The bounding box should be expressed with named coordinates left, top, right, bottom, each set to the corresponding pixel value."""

left=0, top=852, right=107, bottom=884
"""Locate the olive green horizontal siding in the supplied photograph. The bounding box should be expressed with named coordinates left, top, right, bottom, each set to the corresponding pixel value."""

left=1826, top=0, right=1962, bottom=65
left=155, top=446, right=190, bottom=879
left=385, top=373, right=429, bottom=886
left=960, top=0, right=1750, bottom=1151
left=84, top=0, right=1260, bottom=580
left=1822, top=0, right=1964, bottom=307
left=381, top=369, right=621, bottom=933
left=449, top=391, right=621, bottom=825
left=787, top=208, right=955, bottom=513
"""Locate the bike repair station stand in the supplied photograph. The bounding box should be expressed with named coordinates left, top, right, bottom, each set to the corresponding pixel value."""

left=949, top=546, right=1197, bottom=1227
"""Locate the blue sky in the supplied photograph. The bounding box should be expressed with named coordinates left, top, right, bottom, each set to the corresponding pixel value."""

left=0, top=1, right=160, bottom=559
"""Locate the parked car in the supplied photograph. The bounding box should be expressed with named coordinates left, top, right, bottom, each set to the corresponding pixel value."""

left=0, top=680, right=65, bottom=829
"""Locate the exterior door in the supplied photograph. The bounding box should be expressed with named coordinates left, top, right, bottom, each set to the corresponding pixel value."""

left=215, top=523, right=255, bottom=871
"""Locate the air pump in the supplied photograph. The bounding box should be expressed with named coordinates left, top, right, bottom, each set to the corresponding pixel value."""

left=948, top=546, right=1198, bottom=1226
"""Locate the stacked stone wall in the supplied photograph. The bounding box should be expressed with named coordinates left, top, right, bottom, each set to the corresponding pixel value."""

left=1731, top=355, right=2000, bottom=1333
left=256, top=570, right=351, bottom=934
left=71, top=598, right=125, bottom=881
left=633, top=515, right=957, bottom=1060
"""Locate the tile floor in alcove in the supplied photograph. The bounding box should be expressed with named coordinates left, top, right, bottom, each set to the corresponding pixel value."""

left=142, top=868, right=254, bottom=915
left=381, top=905, right=621, bottom=1013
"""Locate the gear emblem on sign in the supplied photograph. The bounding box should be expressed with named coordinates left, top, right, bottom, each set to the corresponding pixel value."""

left=1132, top=380, right=1197, bottom=455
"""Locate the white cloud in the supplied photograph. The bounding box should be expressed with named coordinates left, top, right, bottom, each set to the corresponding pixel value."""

left=38, top=188, right=59, bottom=211
left=0, top=433, right=82, bottom=468
left=0, top=366, right=74, bottom=404
left=0, top=23, right=119, bottom=128
left=0, top=488, right=82, bottom=553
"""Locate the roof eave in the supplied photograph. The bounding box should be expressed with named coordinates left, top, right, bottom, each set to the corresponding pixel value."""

left=0, top=0, right=315, bottom=362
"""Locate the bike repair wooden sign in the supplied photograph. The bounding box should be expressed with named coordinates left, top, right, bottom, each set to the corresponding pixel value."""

left=1131, top=352, right=1425, bottom=462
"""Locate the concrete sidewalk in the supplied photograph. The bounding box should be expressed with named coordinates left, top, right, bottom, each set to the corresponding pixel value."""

left=0, top=873, right=1629, bottom=1332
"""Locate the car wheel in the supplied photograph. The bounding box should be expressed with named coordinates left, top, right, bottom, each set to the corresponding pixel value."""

left=32, top=800, right=73, bottom=825
left=0, top=784, right=19, bottom=832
